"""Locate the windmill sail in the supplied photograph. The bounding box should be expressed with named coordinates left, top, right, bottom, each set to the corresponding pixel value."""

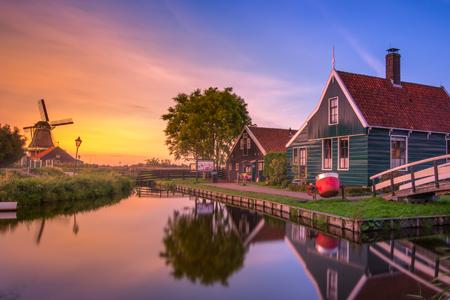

left=50, top=118, right=74, bottom=127
left=38, top=99, right=49, bottom=122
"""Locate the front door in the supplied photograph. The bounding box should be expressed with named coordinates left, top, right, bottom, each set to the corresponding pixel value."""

left=251, top=162, right=257, bottom=182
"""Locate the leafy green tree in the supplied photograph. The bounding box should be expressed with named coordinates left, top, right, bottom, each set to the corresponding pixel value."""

left=0, top=124, right=26, bottom=168
left=160, top=206, right=246, bottom=286
left=263, top=152, right=287, bottom=185
left=162, top=87, right=251, bottom=169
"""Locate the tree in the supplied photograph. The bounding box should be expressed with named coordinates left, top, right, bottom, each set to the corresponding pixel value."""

left=162, top=87, right=251, bottom=169
left=160, top=205, right=246, bottom=285
left=263, top=152, right=287, bottom=186
left=0, top=124, right=26, bottom=168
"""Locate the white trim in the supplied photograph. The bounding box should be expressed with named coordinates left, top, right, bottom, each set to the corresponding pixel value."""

left=337, top=136, right=350, bottom=171
left=390, top=135, right=408, bottom=171
left=442, top=85, right=450, bottom=98
left=309, top=133, right=365, bottom=142
left=286, top=69, right=369, bottom=148
left=328, top=96, right=339, bottom=125
left=372, top=125, right=449, bottom=136
left=322, top=138, right=333, bottom=171
left=446, top=136, right=450, bottom=162
left=226, top=126, right=267, bottom=161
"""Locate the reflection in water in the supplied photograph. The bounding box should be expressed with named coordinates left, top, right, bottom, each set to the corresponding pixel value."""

left=286, top=223, right=450, bottom=299
left=160, top=199, right=247, bottom=286
left=1, top=194, right=450, bottom=300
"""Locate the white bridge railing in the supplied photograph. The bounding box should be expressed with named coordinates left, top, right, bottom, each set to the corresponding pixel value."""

left=370, top=154, right=450, bottom=197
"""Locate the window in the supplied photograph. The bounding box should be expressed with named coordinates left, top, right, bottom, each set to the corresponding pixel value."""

left=258, top=161, right=264, bottom=172
left=293, top=148, right=299, bottom=164
left=391, top=136, right=407, bottom=169
left=447, top=139, right=450, bottom=162
left=338, top=137, right=349, bottom=170
left=299, top=148, right=307, bottom=166
left=328, top=97, right=338, bottom=125
left=241, top=135, right=249, bottom=156
left=292, top=147, right=307, bottom=178
left=322, top=139, right=332, bottom=170
left=326, top=269, right=338, bottom=300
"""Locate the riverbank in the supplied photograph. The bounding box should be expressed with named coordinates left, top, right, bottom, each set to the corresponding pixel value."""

left=0, top=169, right=133, bottom=207
left=158, top=179, right=450, bottom=219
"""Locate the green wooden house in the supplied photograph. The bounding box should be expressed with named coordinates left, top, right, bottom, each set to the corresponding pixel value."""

left=286, top=49, right=450, bottom=186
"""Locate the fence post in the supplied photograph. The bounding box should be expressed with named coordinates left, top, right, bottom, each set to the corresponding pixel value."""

left=410, top=167, right=416, bottom=193
left=390, top=172, right=395, bottom=196
left=434, top=161, right=440, bottom=188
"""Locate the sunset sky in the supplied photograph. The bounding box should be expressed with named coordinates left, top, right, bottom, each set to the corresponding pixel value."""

left=1, top=0, right=449, bottom=165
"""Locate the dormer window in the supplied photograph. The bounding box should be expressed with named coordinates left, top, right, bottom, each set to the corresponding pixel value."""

left=328, top=97, right=338, bottom=125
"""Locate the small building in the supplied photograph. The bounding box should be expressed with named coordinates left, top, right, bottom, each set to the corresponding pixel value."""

left=23, top=146, right=80, bottom=168
left=286, top=49, right=450, bottom=186
left=226, top=126, right=293, bottom=182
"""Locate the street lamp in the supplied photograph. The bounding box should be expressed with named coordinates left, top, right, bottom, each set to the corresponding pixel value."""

left=74, top=136, right=82, bottom=174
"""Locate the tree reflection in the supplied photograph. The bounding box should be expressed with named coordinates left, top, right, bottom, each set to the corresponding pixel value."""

left=160, top=201, right=246, bottom=286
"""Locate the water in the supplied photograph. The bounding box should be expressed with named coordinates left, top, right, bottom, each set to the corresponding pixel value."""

left=1, top=194, right=449, bottom=300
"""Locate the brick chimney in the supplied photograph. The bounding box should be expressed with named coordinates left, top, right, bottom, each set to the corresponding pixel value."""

left=386, top=48, right=401, bottom=85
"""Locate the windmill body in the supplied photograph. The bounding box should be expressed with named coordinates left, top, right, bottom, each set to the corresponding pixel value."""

left=23, top=99, right=78, bottom=168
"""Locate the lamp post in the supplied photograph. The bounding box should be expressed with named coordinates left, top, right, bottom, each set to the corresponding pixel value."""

left=74, top=136, right=82, bottom=174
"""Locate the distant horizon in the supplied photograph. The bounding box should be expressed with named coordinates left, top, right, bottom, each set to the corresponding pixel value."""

left=1, top=0, right=449, bottom=165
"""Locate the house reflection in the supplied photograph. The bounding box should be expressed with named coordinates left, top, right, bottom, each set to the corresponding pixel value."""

left=285, top=223, right=449, bottom=300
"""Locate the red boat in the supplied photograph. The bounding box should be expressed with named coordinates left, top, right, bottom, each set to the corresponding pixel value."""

left=315, top=172, right=340, bottom=198
left=315, top=233, right=339, bottom=255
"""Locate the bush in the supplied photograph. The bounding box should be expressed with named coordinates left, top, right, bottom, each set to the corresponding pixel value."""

left=288, top=183, right=308, bottom=192
left=0, top=172, right=133, bottom=207
left=263, top=152, right=287, bottom=186
left=30, top=167, right=66, bottom=177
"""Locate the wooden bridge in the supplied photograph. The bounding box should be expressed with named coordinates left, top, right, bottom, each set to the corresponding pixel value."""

left=370, top=154, right=450, bottom=201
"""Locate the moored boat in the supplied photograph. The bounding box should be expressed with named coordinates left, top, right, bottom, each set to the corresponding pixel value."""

left=315, top=173, right=340, bottom=198
left=0, top=202, right=17, bottom=212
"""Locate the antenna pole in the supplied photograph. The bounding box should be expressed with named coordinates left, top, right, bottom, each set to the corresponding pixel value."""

left=332, top=46, right=335, bottom=69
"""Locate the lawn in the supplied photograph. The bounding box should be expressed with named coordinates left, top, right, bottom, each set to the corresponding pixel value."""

left=158, top=178, right=450, bottom=219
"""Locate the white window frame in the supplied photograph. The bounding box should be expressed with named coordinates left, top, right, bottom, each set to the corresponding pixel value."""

left=322, top=139, right=333, bottom=170
left=446, top=137, right=450, bottom=162
left=337, top=137, right=350, bottom=171
left=326, top=269, right=338, bottom=300
left=390, top=135, right=408, bottom=170
left=328, top=97, right=339, bottom=125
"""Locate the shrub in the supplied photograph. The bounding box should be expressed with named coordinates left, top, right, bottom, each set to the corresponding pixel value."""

left=263, top=152, right=287, bottom=186
left=288, top=183, right=308, bottom=192
left=0, top=172, right=133, bottom=207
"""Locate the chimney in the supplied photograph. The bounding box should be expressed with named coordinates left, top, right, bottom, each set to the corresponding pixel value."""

left=386, top=48, right=401, bottom=85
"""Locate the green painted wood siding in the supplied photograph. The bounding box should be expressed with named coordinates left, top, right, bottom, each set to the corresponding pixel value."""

left=288, top=135, right=369, bottom=186
left=307, top=77, right=365, bottom=139
left=368, top=128, right=448, bottom=179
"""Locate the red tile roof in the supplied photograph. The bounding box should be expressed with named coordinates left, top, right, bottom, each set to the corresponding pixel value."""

left=248, top=126, right=293, bottom=153
left=337, top=70, right=450, bottom=132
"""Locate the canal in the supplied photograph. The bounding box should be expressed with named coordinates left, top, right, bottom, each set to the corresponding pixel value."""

left=0, top=194, right=449, bottom=300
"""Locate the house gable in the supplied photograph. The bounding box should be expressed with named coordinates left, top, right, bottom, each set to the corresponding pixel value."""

left=287, top=69, right=368, bottom=147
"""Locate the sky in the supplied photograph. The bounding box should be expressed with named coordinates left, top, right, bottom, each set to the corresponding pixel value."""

left=1, top=0, right=449, bottom=165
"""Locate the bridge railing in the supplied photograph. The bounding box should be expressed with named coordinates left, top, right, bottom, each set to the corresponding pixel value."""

left=370, top=154, right=450, bottom=197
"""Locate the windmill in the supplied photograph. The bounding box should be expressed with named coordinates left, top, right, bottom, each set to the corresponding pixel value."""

left=23, top=99, right=74, bottom=154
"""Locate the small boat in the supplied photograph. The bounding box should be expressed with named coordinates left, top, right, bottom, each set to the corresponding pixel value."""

left=0, top=212, right=16, bottom=220
left=315, top=172, right=340, bottom=198
left=0, top=202, right=17, bottom=212
left=315, top=233, right=339, bottom=255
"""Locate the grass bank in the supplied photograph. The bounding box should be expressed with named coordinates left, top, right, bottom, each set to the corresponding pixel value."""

left=0, top=169, right=133, bottom=207
left=158, top=179, right=450, bottom=219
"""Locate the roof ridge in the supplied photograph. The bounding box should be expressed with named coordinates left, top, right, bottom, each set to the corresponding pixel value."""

left=336, top=69, right=447, bottom=91
left=248, top=126, right=291, bottom=131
